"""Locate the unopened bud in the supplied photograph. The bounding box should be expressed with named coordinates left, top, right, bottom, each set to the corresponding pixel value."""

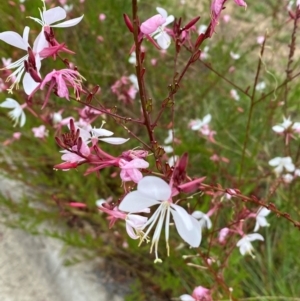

left=123, top=14, right=134, bottom=33
left=183, top=16, right=200, bottom=31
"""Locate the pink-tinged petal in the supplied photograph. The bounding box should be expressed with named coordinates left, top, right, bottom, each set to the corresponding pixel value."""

left=99, top=137, right=130, bottom=145
left=43, top=7, right=67, bottom=25
left=171, top=209, right=201, bottom=247
left=23, top=73, right=40, bottom=95
left=0, top=31, right=28, bottom=50
left=119, top=191, right=159, bottom=212
left=92, top=128, right=113, bottom=137
left=121, top=158, right=149, bottom=169
left=140, top=14, right=166, bottom=35
left=127, top=169, right=143, bottom=183
left=51, top=15, right=84, bottom=28
left=120, top=169, right=132, bottom=182
left=171, top=204, right=193, bottom=230
left=234, top=0, right=247, bottom=7
left=155, top=31, right=171, bottom=49
left=56, top=74, right=69, bottom=98
left=79, top=141, right=90, bottom=157
left=137, top=176, right=171, bottom=200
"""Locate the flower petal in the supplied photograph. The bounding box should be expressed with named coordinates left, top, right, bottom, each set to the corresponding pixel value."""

left=92, top=128, right=113, bottom=137
left=155, top=31, right=171, bottom=49
left=137, top=176, right=171, bottom=200
left=171, top=209, right=201, bottom=247
left=247, top=233, right=264, bottom=242
left=43, top=7, right=66, bottom=25
left=172, top=204, right=193, bottom=230
left=99, top=137, right=130, bottom=145
left=23, top=73, right=40, bottom=95
left=156, top=7, right=168, bottom=18
left=0, top=31, right=28, bottom=50
left=51, top=15, right=84, bottom=28
left=0, top=98, right=18, bottom=108
left=119, top=191, right=159, bottom=212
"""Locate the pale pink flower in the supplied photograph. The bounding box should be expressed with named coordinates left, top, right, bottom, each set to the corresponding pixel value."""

left=219, top=227, right=230, bottom=244
left=32, top=125, right=48, bottom=139
left=99, top=13, right=106, bottom=21
left=119, top=158, right=149, bottom=183
left=119, top=176, right=201, bottom=263
left=257, top=36, right=265, bottom=44
left=230, top=89, right=240, bottom=101
left=40, top=69, right=85, bottom=106
left=3, top=132, right=22, bottom=146
left=180, top=286, right=212, bottom=301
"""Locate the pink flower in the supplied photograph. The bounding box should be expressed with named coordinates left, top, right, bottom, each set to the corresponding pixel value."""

left=99, top=13, right=106, bottom=21
left=40, top=69, right=85, bottom=107
left=119, top=158, right=149, bottom=183
left=179, top=286, right=213, bottom=301
left=141, top=14, right=166, bottom=35
left=32, top=125, right=48, bottom=139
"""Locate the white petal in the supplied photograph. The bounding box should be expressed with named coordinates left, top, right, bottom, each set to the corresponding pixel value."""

left=119, top=191, right=159, bottom=213
left=272, top=125, right=284, bottom=133
left=43, top=7, right=66, bottom=25
left=19, top=111, right=26, bottom=127
left=92, top=128, right=113, bottom=137
left=22, top=73, right=40, bottom=95
left=247, top=233, right=264, bottom=242
left=268, top=157, right=281, bottom=166
left=51, top=15, right=84, bottom=28
left=0, top=98, right=18, bottom=108
left=171, top=209, right=201, bottom=247
left=202, top=114, right=212, bottom=124
left=164, top=15, right=175, bottom=26
left=22, top=26, right=30, bottom=44
left=33, top=30, right=48, bottom=53
left=172, top=204, right=192, bottom=230
left=179, top=294, right=195, bottom=301
left=258, top=207, right=271, bottom=217
left=137, top=176, right=171, bottom=200
left=0, top=31, right=28, bottom=50
left=99, top=137, right=130, bottom=145
left=156, top=31, right=171, bottom=49
left=156, top=7, right=168, bottom=19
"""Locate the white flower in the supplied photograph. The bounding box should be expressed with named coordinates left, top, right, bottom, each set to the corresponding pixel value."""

left=272, top=116, right=300, bottom=134
left=254, top=207, right=270, bottom=232
left=192, top=211, right=212, bottom=230
left=128, top=52, right=136, bottom=65
left=0, top=98, right=26, bottom=127
left=230, top=51, right=240, bottom=60
left=268, top=156, right=295, bottom=176
left=74, top=122, right=129, bottom=145
left=236, top=233, right=264, bottom=258
left=151, top=7, right=175, bottom=49
left=164, top=129, right=174, bottom=144
left=256, top=81, right=266, bottom=91
left=189, top=114, right=211, bottom=131
left=282, top=173, right=294, bottom=184
left=128, top=74, right=139, bottom=90
left=0, top=26, right=43, bottom=94
left=29, top=3, right=84, bottom=54
left=119, top=176, right=201, bottom=263
left=163, top=145, right=173, bottom=153
left=230, top=89, right=240, bottom=101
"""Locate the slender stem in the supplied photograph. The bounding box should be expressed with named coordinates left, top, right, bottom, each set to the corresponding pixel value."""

left=238, top=37, right=267, bottom=183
